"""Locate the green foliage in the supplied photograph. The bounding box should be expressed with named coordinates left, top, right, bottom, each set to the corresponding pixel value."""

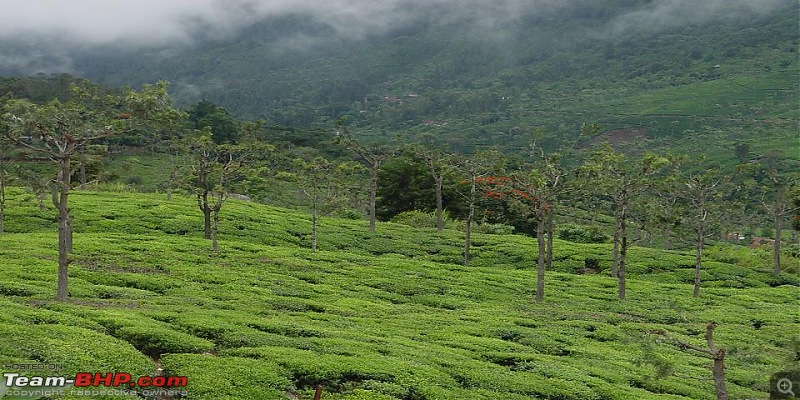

left=0, top=189, right=797, bottom=400
left=113, top=325, right=215, bottom=357
left=389, top=210, right=438, bottom=229
left=389, top=209, right=460, bottom=230
left=557, top=223, right=609, bottom=244
left=48, top=1, right=797, bottom=167
left=471, top=222, right=516, bottom=235
left=161, top=355, right=290, bottom=399
left=377, top=155, right=435, bottom=220
left=187, top=100, right=241, bottom=144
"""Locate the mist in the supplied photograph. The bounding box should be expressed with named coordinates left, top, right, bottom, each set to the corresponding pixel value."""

left=606, top=0, right=790, bottom=36
left=0, top=0, right=789, bottom=74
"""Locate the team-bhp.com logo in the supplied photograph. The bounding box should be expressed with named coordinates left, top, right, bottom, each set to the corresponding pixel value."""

left=2, top=371, right=188, bottom=398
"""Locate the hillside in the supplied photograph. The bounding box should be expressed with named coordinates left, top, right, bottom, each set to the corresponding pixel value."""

left=59, top=0, right=800, bottom=155
left=1, top=188, right=797, bottom=399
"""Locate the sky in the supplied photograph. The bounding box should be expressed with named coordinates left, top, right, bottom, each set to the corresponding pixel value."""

left=0, top=0, right=787, bottom=73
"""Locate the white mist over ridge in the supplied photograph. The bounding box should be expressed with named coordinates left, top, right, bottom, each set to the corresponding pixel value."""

left=0, top=0, right=788, bottom=74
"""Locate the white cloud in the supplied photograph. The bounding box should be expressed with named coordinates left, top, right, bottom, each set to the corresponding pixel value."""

left=607, top=0, right=787, bottom=36
left=0, top=0, right=568, bottom=47
left=0, top=0, right=788, bottom=73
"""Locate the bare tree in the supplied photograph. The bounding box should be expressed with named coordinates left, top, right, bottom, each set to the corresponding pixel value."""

left=188, top=132, right=244, bottom=251
left=673, top=324, right=729, bottom=400
left=187, top=123, right=269, bottom=251
left=524, top=128, right=568, bottom=271
left=0, top=139, right=6, bottom=235
left=681, top=170, right=723, bottom=297
left=645, top=155, right=685, bottom=250
left=644, top=323, right=729, bottom=400
left=299, top=157, right=332, bottom=252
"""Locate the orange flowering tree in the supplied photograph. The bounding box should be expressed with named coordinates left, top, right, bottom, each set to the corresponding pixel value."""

left=476, top=172, right=552, bottom=302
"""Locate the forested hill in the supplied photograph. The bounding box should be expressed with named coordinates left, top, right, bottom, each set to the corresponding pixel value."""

left=1, top=1, right=798, bottom=154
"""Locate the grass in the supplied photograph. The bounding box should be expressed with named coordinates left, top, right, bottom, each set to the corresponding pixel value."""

left=0, top=187, right=798, bottom=399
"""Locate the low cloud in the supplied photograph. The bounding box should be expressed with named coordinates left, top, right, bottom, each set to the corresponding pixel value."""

left=606, top=0, right=788, bottom=36
left=0, top=0, right=563, bottom=46
left=0, top=0, right=789, bottom=74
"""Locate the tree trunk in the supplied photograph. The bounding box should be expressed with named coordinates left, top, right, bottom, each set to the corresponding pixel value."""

left=773, top=194, right=783, bottom=276
left=211, top=210, right=219, bottom=252
left=694, top=211, right=706, bottom=297
left=435, top=175, right=444, bottom=231
left=705, top=324, right=728, bottom=400
left=369, top=162, right=378, bottom=232
left=464, top=176, right=476, bottom=266
left=536, top=217, right=546, bottom=303
left=199, top=193, right=212, bottom=239
left=0, top=147, right=3, bottom=234
left=612, top=203, right=621, bottom=278
left=166, top=168, right=177, bottom=201
left=618, top=196, right=628, bottom=301
left=662, top=226, right=671, bottom=250
left=312, top=195, right=318, bottom=252
left=546, top=208, right=554, bottom=270
left=0, top=163, right=5, bottom=236
left=619, top=236, right=627, bottom=301
left=79, top=160, right=86, bottom=187
left=673, top=323, right=728, bottom=400
left=55, top=156, right=72, bottom=301
left=37, top=188, right=46, bottom=210
left=210, top=192, right=225, bottom=252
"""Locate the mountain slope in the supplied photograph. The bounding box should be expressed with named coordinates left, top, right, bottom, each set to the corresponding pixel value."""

left=53, top=0, right=798, bottom=155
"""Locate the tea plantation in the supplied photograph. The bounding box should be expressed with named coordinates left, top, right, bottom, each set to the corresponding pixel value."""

left=0, top=188, right=797, bottom=400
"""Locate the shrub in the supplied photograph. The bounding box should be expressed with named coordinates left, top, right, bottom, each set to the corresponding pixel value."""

left=390, top=210, right=435, bottom=229
left=124, top=175, right=144, bottom=186
left=557, top=223, right=608, bottom=243
left=473, top=223, right=515, bottom=235
left=337, top=209, right=364, bottom=220
left=391, top=209, right=465, bottom=231
left=113, top=325, right=215, bottom=356
left=160, top=354, right=291, bottom=399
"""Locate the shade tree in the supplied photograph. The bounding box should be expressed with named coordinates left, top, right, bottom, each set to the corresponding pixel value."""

left=456, top=149, right=505, bottom=267
left=508, top=169, right=552, bottom=303
left=297, top=156, right=333, bottom=252
left=186, top=123, right=271, bottom=251
left=1, top=80, right=174, bottom=300
left=578, top=143, right=669, bottom=300
left=738, top=151, right=800, bottom=276
left=680, top=167, right=725, bottom=297
left=411, top=135, right=456, bottom=232
left=0, top=134, right=8, bottom=235
left=187, top=100, right=240, bottom=145
left=334, top=118, right=393, bottom=232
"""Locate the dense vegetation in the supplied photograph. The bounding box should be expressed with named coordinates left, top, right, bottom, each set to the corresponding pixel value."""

left=56, top=0, right=799, bottom=156
left=0, top=1, right=798, bottom=399
left=0, top=188, right=797, bottom=399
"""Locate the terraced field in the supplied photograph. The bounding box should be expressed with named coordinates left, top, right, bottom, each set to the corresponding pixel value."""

left=0, top=189, right=797, bottom=399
